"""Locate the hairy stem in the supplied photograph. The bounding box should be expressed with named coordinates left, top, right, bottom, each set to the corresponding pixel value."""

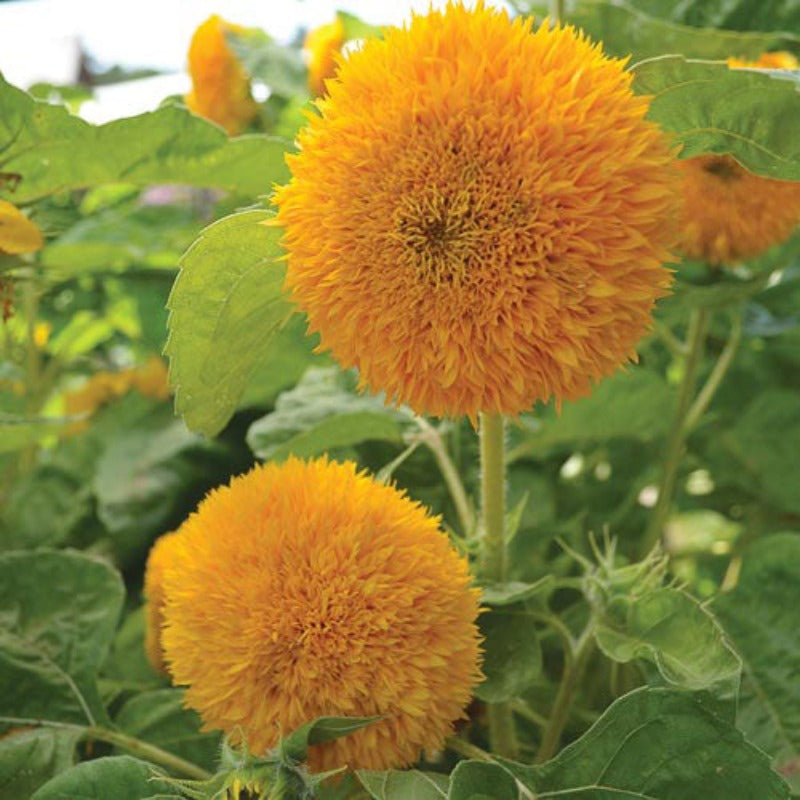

left=446, top=736, right=493, bottom=762
left=535, top=627, right=595, bottom=763
left=85, top=726, right=212, bottom=780
left=479, top=412, right=518, bottom=759
left=643, top=307, right=710, bottom=552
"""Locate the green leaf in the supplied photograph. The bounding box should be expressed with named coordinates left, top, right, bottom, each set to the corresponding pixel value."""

left=227, top=30, right=309, bottom=99
left=0, top=413, right=71, bottom=454
left=510, top=369, right=673, bottom=461
left=715, top=533, right=800, bottom=790
left=479, top=577, right=554, bottom=606
left=280, top=716, right=380, bottom=763
left=632, top=56, right=800, bottom=181
left=93, top=406, right=229, bottom=562
left=166, top=209, right=293, bottom=437
left=30, top=755, right=175, bottom=800
left=474, top=605, right=542, bottom=703
left=337, top=11, right=384, bottom=41
left=721, top=390, right=800, bottom=513
left=0, top=549, right=124, bottom=726
left=570, top=1, right=800, bottom=62
left=593, top=587, right=741, bottom=697
left=0, top=727, right=80, bottom=798
left=358, top=769, right=449, bottom=800
left=246, top=367, right=406, bottom=462
left=447, top=761, right=518, bottom=800
left=499, top=687, right=789, bottom=799
left=624, top=0, right=800, bottom=32
left=0, top=74, right=290, bottom=204
left=100, top=606, right=163, bottom=694
left=114, top=690, right=220, bottom=770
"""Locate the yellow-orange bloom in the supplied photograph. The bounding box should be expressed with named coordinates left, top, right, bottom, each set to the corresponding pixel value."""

left=304, top=17, right=346, bottom=97
left=185, top=15, right=258, bottom=135
left=143, top=530, right=181, bottom=675
left=274, top=3, right=678, bottom=420
left=678, top=52, right=800, bottom=265
left=0, top=200, right=43, bottom=255
left=64, top=357, right=170, bottom=431
left=160, top=458, right=482, bottom=771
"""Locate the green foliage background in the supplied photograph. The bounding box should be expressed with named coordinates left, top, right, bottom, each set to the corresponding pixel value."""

left=2, top=1, right=800, bottom=798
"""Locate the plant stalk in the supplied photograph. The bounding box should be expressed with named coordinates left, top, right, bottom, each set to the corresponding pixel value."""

left=479, top=412, right=518, bottom=759
left=643, top=307, right=710, bottom=552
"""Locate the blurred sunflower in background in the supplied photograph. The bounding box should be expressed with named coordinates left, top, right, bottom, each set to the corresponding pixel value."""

left=151, top=457, right=482, bottom=771
left=678, top=51, right=800, bottom=266
left=0, top=200, right=43, bottom=255
left=275, top=3, right=679, bottom=420
left=304, top=16, right=345, bottom=97
left=185, top=15, right=258, bottom=135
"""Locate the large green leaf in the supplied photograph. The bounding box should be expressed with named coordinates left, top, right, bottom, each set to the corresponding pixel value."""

left=246, top=366, right=407, bottom=462
left=30, top=755, right=174, bottom=800
left=499, top=688, right=789, bottom=799
left=509, top=369, right=673, bottom=461
left=447, top=761, right=518, bottom=800
left=720, top=390, right=800, bottom=513
left=114, top=690, right=220, bottom=769
left=593, top=587, right=741, bottom=696
left=632, top=56, right=800, bottom=180
left=570, top=1, right=800, bottom=62
left=0, top=727, right=80, bottom=798
left=475, top=605, right=543, bottom=703
left=715, top=533, right=800, bottom=789
left=358, top=770, right=449, bottom=800
left=166, top=209, right=293, bottom=437
left=0, top=74, right=290, bottom=203
left=0, top=550, right=124, bottom=726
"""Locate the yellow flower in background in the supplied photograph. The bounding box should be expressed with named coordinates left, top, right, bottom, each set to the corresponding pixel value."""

left=185, top=15, right=258, bottom=135
left=727, top=51, right=798, bottom=69
left=160, top=457, right=482, bottom=771
left=678, top=51, right=800, bottom=265
left=304, top=16, right=345, bottom=97
left=275, top=3, right=678, bottom=420
left=0, top=200, right=44, bottom=255
left=33, top=322, right=51, bottom=349
left=143, top=530, right=181, bottom=675
left=64, top=357, right=170, bottom=430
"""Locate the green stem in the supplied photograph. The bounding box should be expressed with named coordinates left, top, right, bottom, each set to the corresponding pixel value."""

left=535, top=627, right=594, bottom=763
left=684, top=309, right=742, bottom=433
left=446, top=736, right=493, bottom=762
left=84, top=726, right=212, bottom=780
left=416, top=417, right=474, bottom=536
left=478, top=412, right=518, bottom=759
left=642, top=307, right=710, bottom=553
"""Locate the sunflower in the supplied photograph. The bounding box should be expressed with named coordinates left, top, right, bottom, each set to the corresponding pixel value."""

left=304, top=17, right=346, bottom=97
left=143, top=530, right=181, bottom=674
left=185, top=15, right=258, bottom=135
left=160, top=457, right=482, bottom=772
left=0, top=200, right=43, bottom=255
left=678, top=51, right=800, bottom=265
left=273, top=3, right=678, bottom=420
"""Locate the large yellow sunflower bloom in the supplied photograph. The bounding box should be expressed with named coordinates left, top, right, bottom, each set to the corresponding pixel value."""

left=185, top=15, right=258, bottom=136
left=274, top=3, right=678, bottom=420
left=678, top=52, right=800, bottom=266
left=160, top=457, right=482, bottom=771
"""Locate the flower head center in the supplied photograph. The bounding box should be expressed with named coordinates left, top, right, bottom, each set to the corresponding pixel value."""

left=703, top=155, right=744, bottom=182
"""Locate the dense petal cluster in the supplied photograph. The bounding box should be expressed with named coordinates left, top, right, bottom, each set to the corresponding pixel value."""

left=0, top=200, right=43, bottom=255
left=304, top=17, right=345, bottom=97
left=185, top=15, right=258, bottom=135
left=157, top=458, right=482, bottom=771
left=143, top=529, right=180, bottom=674
left=274, top=3, right=678, bottom=419
left=678, top=52, right=800, bottom=265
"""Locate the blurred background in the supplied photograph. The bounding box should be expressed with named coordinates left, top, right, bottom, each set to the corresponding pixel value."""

left=0, top=0, right=511, bottom=122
